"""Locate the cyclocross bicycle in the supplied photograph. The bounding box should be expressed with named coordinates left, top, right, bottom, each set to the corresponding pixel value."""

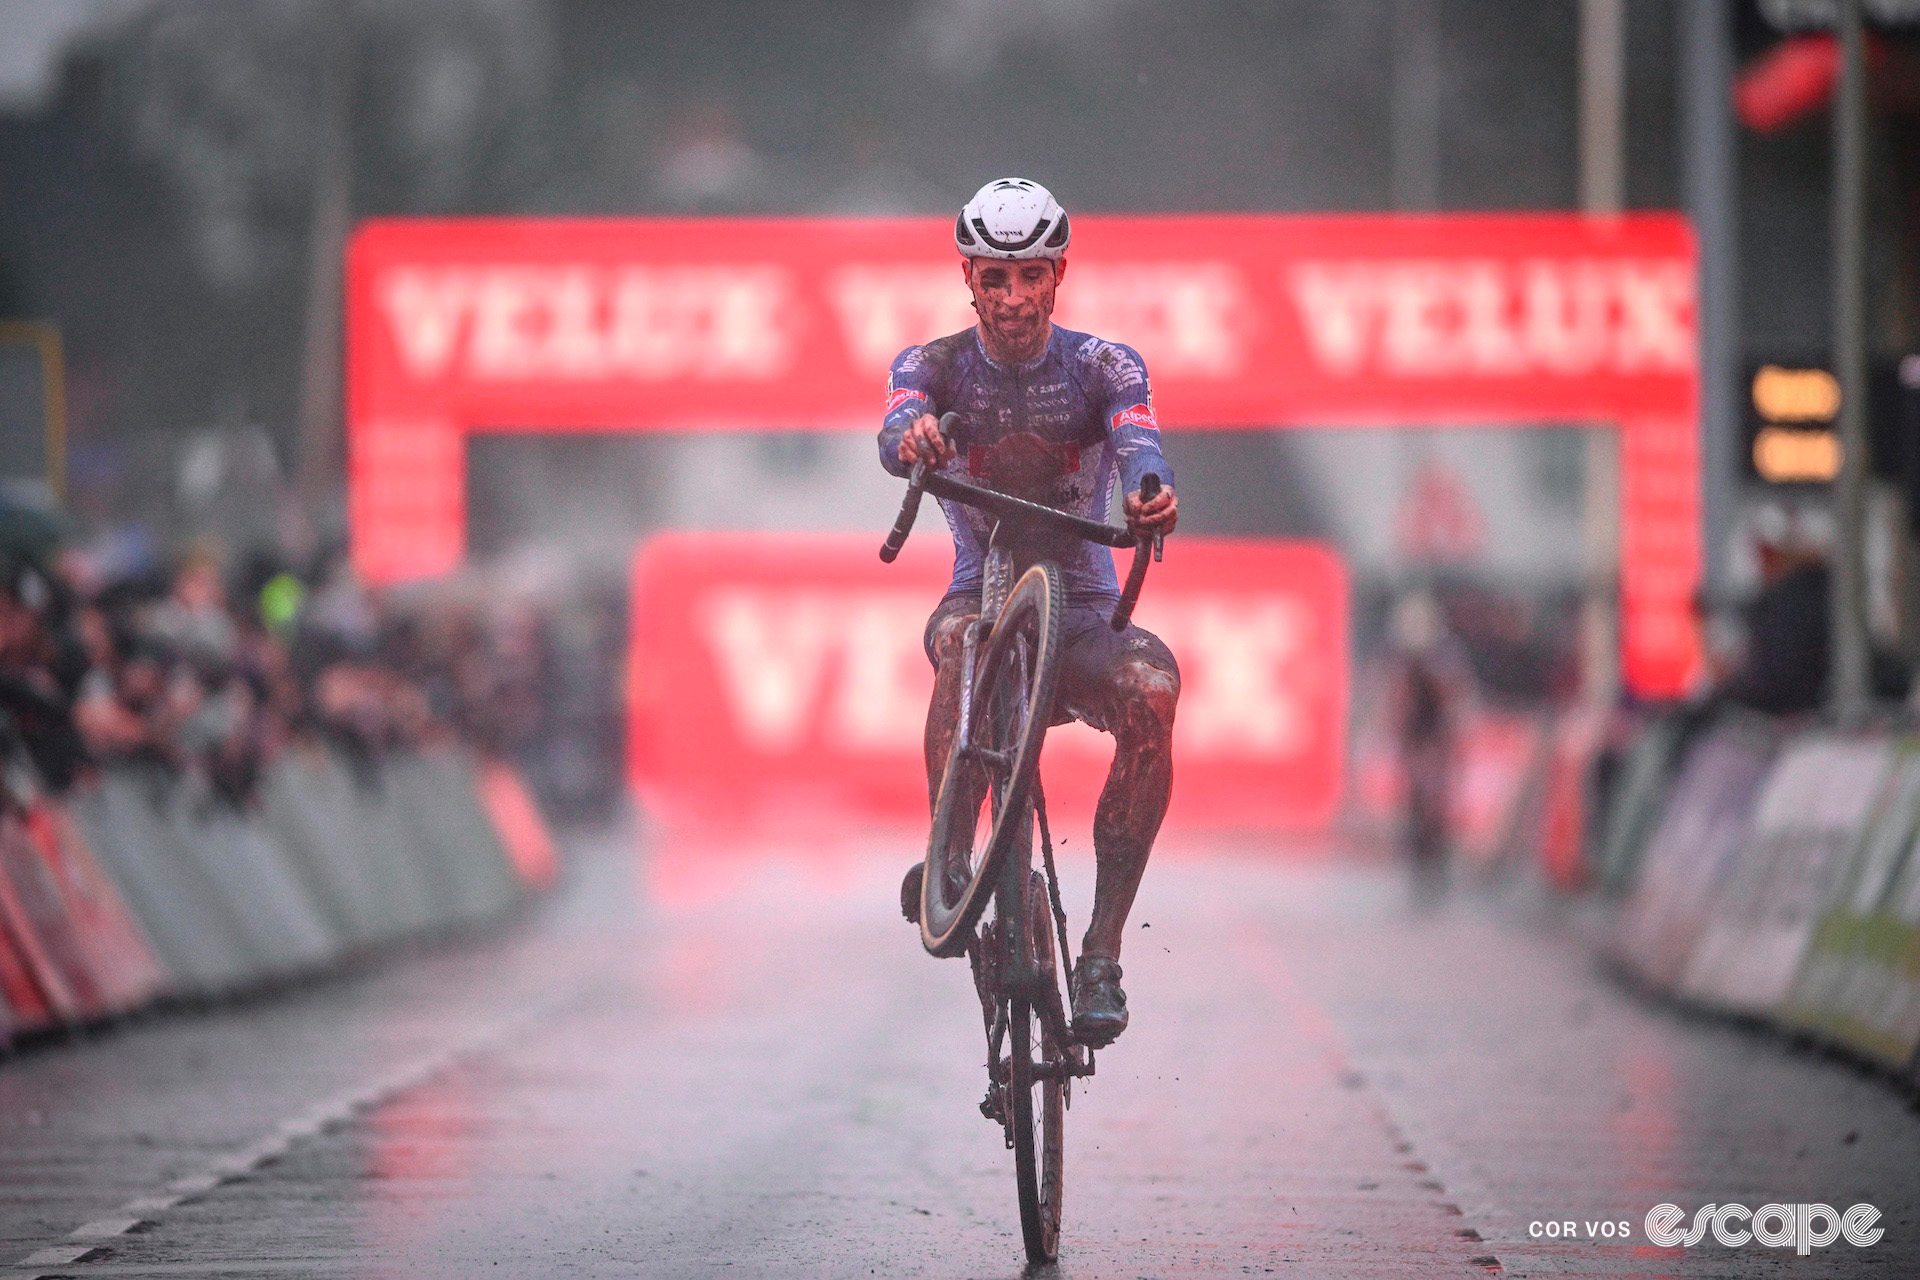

left=880, top=411, right=1162, bottom=1266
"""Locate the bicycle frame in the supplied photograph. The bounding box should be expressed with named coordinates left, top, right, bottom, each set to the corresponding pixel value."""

left=971, top=524, right=1088, bottom=1086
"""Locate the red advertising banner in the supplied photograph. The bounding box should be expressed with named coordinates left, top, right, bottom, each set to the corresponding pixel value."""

left=627, top=534, right=1349, bottom=832
left=348, top=214, right=1698, bottom=696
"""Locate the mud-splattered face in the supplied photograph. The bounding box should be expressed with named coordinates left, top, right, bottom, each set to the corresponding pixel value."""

left=963, top=257, right=1065, bottom=362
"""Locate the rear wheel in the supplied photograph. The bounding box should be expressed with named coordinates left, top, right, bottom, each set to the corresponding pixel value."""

left=1008, top=869, right=1066, bottom=1265
left=919, top=564, right=1062, bottom=958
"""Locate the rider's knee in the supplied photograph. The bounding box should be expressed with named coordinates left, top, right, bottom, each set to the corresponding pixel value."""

left=930, top=613, right=976, bottom=668
left=1110, top=659, right=1178, bottom=743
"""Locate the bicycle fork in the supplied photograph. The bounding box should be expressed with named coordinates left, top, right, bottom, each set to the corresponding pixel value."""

left=954, top=619, right=983, bottom=761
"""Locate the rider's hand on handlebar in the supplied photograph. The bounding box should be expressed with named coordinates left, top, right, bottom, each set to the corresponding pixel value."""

left=898, top=413, right=956, bottom=468
left=1124, top=485, right=1177, bottom=540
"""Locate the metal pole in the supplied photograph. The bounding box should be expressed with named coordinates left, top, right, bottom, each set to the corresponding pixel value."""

left=1680, top=0, right=1740, bottom=606
left=1831, top=0, right=1871, bottom=721
left=1579, top=0, right=1625, bottom=215
left=1579, top=0, right=1625, bottom=708
left=295, top=3, right=356, bottom=536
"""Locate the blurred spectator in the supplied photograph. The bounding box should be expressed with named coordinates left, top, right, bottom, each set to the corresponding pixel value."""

left=1389, top=590, right=1462, bottom=893
left=0, top=487, right=620, bottom=826
left=0, top=556, right=88, bottom=790
left=1719, top=506, right=1908, bottom=715
left=1723, top=510, right=1831, bottom=716
left=141, top=543, right=236, bottom=674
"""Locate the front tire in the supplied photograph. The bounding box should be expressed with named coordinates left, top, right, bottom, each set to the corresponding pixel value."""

left=919, top=564, right=1062, bottom=958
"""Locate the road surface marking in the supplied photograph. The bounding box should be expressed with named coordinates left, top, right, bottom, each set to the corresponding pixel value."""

left=17, top=1245, right=110, bottom=1267
left=67, top=1221, right=145, bottom=1240
left=10, top=996, right=572, bottom=1277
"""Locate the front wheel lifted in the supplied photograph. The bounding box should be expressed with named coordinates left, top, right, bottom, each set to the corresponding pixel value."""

left=919, top=564, right=1062, bottom=958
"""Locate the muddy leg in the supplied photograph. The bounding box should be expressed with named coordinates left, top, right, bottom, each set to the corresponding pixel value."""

left=925, top=612, right=987, bottom=894
left=924, top=611, right=975, bottom=807
left=1082, top=658, right=1178, bottom=962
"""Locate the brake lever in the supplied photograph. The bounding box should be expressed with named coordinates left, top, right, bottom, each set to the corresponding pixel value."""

left=1139, top=473, right=1164, bottom=563
left=878, top=412, right=959, bottom=563
left=1145, top=474, right=1166, bottom=561
left=1109, top=473, right=1162, bottom=631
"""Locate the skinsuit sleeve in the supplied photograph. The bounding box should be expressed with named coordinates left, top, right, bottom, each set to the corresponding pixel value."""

left=1091, top=340, right=1175, bottom=496
left=877, top=344, right=937, bottom=479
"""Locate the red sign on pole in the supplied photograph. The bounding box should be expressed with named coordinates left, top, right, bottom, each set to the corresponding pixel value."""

left=348, top=213, right=1699, bottom=697
left=628, top=535, right=1349, bottom=832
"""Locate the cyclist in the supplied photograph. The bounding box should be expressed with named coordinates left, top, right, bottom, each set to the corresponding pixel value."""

left=881, top=178, right=1179, bottom=1048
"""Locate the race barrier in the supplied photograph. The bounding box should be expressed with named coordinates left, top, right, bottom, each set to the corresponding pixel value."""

left=0, top=743, right=553, bottom=1049
left=627, top=532, right=1350, bottom=834
left=1678, top=734, right=1890, bottom=1016
left=1781, top=740, right=1920, bottom=1070
left=1603, top=709, right=1920, bottom=1087
left=1588, top=705, right=1711, bottom=897
left=1609, top=709, right=1782, bottom=992
left=24, top=802, right=168, bottom=1016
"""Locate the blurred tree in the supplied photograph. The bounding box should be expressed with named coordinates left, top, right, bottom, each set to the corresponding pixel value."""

left=99, top=0, right=557, bottom=538
left=113, top=0, right=554, bottom=289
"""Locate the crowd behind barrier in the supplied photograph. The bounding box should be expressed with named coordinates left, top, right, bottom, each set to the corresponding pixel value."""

left=1575, top=702, right=1920, bottom=1092
left=0, top=511, right=560, bottom=1049
left=1367, top=679, right=1920, bottom=1093
left=1362, top=509, right=1920, bottom=1091
left=1564, top=517, right=1920, bottom=1090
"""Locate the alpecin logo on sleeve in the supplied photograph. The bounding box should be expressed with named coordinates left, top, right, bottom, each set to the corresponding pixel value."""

left=886, top=387, right=929, bottom=415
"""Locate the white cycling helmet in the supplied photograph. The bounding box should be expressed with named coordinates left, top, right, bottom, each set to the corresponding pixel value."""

left=954, top=178, right=1071, bottom=260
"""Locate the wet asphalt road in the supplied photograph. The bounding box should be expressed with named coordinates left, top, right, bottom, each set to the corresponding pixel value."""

left=1, top=824, right=1917, bottom=1279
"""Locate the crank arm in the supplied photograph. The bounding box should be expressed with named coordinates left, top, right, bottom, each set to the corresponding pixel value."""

left=1027, top=1050, right=1097, bottom=1082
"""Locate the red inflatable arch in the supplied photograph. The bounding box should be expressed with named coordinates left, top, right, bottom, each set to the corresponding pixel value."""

left=346, top=213, right=1699, bottom=698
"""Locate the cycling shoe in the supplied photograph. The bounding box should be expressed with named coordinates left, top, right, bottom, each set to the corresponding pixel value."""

left=1071, top=955, right=1129, bottom=1047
